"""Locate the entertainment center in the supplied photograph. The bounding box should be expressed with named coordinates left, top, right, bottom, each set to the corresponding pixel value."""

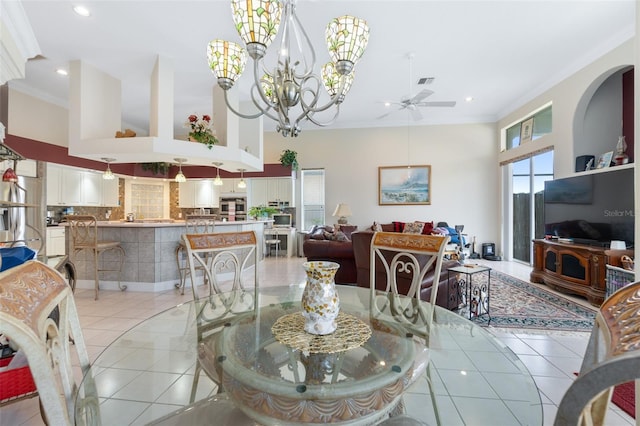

left=530, top=166, right=634, bottom=305
left=530, top=239, right=632, bottom=305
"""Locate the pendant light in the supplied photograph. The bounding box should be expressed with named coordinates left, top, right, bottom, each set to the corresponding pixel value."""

left=101, top=157, right=116, bottom=180
left=237, top=168, right=246, bottom=189
left=174, top=158, right=187, bottom=183
left=213, top=162, right=223, bottom=186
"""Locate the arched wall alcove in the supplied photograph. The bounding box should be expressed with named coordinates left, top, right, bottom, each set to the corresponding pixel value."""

left=573, top=65, right=634, bottom=167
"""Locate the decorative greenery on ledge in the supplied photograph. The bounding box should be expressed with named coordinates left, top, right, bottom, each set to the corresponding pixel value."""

left=141, top=162, right=169, bottom=175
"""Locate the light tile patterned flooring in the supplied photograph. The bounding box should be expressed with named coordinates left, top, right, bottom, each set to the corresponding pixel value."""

left=1, top=257, right=635, bottom=425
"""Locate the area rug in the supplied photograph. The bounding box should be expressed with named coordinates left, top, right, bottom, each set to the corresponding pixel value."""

left=465, top=270, right=597, bottom=331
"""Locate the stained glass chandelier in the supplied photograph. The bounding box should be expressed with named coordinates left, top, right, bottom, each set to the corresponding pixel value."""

left=207, top=0, right=370, bottom=137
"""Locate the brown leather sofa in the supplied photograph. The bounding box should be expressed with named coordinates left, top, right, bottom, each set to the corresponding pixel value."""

left=303, top=225, right=358, bottom=284
left=351, top=230, right=462, bottom=310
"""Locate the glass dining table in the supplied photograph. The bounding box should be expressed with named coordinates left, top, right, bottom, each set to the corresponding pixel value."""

left=74, top=285, right=542, bottom=425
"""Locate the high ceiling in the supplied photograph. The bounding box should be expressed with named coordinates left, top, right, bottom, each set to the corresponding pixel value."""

left=9, top=0, right=636, bottom=138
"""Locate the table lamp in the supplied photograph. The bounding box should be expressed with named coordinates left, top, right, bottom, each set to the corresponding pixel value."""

left=333, top=203, right=352, bottom=225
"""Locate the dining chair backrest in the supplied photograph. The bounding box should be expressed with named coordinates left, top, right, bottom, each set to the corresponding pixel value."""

left=370, top=231, right=449, bottom=303
left=369, top=231, right=449, bottom=334
left=554, top=281, right=640, bottom=426
left=182, top=231, right=259, bottom=300
left=0, top=260, right=97, bottom=425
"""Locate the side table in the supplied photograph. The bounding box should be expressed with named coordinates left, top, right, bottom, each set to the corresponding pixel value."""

left=447, top=264, right=492, bottom=324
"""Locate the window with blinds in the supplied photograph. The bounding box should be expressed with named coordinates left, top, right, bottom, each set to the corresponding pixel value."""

left=301, top=169, right=325, bottom=230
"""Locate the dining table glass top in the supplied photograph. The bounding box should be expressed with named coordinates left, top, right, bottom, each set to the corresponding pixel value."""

left=74, top=285, right=543, bottom=425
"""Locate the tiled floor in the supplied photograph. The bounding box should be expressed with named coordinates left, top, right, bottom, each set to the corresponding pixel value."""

left=1, top=257, right=635, bottom=425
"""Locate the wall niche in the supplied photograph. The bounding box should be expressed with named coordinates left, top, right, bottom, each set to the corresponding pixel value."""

left=573, top=66, right=634, bottom=169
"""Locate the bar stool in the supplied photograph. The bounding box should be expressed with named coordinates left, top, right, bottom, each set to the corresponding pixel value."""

left=264, top=237, right=281, bottom=257
left=65, top=215, right=126, bottom=300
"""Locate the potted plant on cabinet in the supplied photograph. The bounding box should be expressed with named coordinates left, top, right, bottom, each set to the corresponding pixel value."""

left=279, top=149, right=299, bottom=171
left=248, top=205, right=279, bottom=220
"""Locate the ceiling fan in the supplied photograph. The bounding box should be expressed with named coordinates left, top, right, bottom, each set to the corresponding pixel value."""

left=377, top=53, right=456, bottom=121
left=377, top=89, right=456, bottom=121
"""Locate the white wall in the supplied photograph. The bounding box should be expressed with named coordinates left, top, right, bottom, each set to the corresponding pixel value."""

left=263, top=123, right=499, bottom=249
left=498, top=39, right=634, bottom=179
left=7, top=88, right=68, bottom=146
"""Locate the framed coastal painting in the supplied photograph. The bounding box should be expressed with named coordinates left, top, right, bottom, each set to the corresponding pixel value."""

left=378, top=165, right=431, bottom=205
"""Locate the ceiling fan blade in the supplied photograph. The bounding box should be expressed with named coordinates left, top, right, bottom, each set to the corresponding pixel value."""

left=376, top=110, right=396, bottom=120
left=409, top=89, right=434, bottom=104
left=416, top=101, right=457, bottom=107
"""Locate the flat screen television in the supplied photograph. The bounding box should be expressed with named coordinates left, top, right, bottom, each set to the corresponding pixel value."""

left=272, top=213, right=292, bottom=228
left=544, top=167, right=634, bottom=248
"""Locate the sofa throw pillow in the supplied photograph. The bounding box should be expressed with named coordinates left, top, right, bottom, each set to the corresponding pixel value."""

left=415, top=221, right=434, bottom=235
left=403, top=222, right=425, bottom=234
left=331, top=231, right=349, bottom=242
left=335, top=224, right=358, bottom=239
left=392, top=221, right=405, bottom=233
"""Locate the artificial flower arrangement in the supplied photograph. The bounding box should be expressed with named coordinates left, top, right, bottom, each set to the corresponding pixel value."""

left=185, top=114, right=218, bottom=149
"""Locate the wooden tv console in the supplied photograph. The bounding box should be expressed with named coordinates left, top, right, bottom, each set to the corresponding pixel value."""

left=530, top=239, right=633, bottom=306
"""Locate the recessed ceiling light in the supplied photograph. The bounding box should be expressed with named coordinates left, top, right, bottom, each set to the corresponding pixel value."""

left=73, top=5, right=91, bottom=17
left=56, top=68, right=68, bottom=76
left=465, top=96, right=474, bottom=102
left=384, top=102, right=391, bottom=107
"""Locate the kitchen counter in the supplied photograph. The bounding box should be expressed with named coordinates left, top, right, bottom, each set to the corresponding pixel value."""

left=66, top=219, right=271, bottom=292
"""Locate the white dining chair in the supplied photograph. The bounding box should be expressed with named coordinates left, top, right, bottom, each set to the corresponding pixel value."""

left=0, top=260, right=99, bottom=425
left=182, top=231, right=259, bottom=401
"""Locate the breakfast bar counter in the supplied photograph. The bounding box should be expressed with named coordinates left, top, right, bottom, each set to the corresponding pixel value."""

left=64, top=220, right=268, bottom=292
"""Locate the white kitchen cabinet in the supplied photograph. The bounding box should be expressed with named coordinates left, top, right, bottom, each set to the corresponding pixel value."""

left=249, top=179, right=268, bottom=207
left=102, top=178, right=119, bottom=207
left=46, top=164, right=64, bottom=205
left=48, top=164, right=114, bottom=207
left=220, top=178, right=247, bottom=195
left=47, top=163, right=83, bottom=206
left=46, top=226, right=66, bottom=256
left=275, top=178, right=292, bottom=205
left=179, top=180, right=220, bottom=208
left=82, top=171, right=102, bottom=206
left=62, top=168, right=83, bottom=205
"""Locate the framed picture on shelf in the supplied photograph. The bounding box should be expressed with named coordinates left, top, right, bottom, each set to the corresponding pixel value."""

left=596, top=151, right=613, bottom=169
left=520, top=117, right=534, bottom=144
left=378, top=165, right=431, bottom=205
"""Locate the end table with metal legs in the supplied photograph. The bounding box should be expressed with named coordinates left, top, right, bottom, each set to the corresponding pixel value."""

left=447, top=264, right=492, bottom=324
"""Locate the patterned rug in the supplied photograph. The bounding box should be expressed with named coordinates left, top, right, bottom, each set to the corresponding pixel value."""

left=465, top=270, right=597, bottom=331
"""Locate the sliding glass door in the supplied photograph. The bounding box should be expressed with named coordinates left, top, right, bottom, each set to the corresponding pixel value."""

left=510, top=150, right=554, bottom=263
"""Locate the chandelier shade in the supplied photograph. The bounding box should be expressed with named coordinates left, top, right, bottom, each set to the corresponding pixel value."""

left=207, top=39, right=248, bottom=89
left=325, top=15, right=370, bottom=74
left=231, top=0, right=283, bottom=56
left=208, top=0, right=370, bottom=137
left=322, top=62, right=354, bottom=102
